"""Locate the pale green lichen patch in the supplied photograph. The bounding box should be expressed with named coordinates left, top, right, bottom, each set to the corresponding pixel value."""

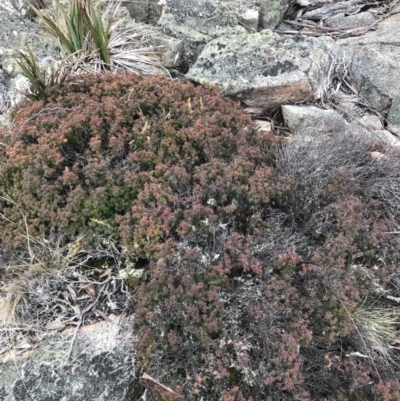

left=186, top=31, right=339, bottom=108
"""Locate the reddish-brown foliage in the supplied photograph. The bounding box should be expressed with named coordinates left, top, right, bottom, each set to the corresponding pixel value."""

left=2, top=72, right=400, bottom=400
left=0, top=72, right=274, bottom=252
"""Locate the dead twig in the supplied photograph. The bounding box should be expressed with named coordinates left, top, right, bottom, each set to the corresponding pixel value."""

left=141, top=372, right=183, bottom=398
left=277, top=19, right=378, bottom=39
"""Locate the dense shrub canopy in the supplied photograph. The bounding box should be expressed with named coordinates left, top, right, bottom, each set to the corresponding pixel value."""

left=2, top=72, right=400, bottom=400
left=0, top=72, right=273, bottom=254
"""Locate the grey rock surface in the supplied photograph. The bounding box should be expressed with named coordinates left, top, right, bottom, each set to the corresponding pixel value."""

left=237, top=8, right=259, bottom=31
left=157, top=0, right=290, bottom=40
left=186, top=30, right=339, bottom=108
left=374, top=129, right=400, bottom=147
left=152, top=34, right=183, bottom=68
left=282, top=104, right=400, bottom=148
left=6, top=0, right=50, bottom=19
left=338, top=13, right=400, bottom=127
left=259, top=0, right=291, bottom=29
left=0, top=317, right=138, bottom=401
left=0, top=71, right=11, bottom=113
left=282, top=105, right=347, bottom=134
left=158, top=0, right=246, bottom=43
left=0, top=4, right=60, bottom=59
left=350, top=45, right=400, bottom=111
left=388, top=97, right=400, bottom=126
left=357, top=113, right=384, bottom=131
left=324, top=11, right=376, bottom=28
left=122, top=0, right=162, bottom=24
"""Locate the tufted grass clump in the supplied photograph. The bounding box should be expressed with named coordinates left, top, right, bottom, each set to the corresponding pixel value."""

left=30, top=0, right=164, bottom=73
left=15, top=0, right=164, bottom=102
left=2, top=72, right=400, bottom=400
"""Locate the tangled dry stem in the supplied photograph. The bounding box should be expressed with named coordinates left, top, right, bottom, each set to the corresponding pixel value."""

left=276, top=121, right=400, bottom=229
left=0, top=233, right=135, bottom=365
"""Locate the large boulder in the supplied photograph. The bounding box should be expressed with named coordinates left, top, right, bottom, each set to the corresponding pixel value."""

left=186, top=30, right=339, bottom=109
left=338, top=13, right=400, bottom=127
left=157, top=0, right=290, bottom=39
left=158, top=0, right=248, bottom=43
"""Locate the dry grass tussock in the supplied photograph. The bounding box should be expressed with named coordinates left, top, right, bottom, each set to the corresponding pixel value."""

left=16, top=0, right=166, bottom=101
left=343, top=295, right=400, bottom=385
left=276, top=120, right=400, bottom=228
left=351, top=299, right=400, bottom=359
left=30, top=0, right=165, bottom=74
left=0, top=227, right=136, bottom=365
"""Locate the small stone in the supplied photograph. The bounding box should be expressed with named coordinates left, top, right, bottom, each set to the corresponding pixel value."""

left=374, top=130, right=400, bottom=147
left=282, top=105, right=346, bottom=134
left=370, top=151, right=384, bottom=161
left=3, top=58, right=22, bottom=78
left=153, top=36, right=183, bottom=68
left=357, top=114, right=383, bottom=131
left=325, top=12, right=376, bottom=29
left=238, top=9, right=259, bottom=31
left=388, top=97, right=400, bottom=127
left=254, top=120, right=273, bottom=135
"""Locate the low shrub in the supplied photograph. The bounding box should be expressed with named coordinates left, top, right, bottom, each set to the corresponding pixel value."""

left=2, top=72, right=400, bottom=400
left=275, top=126, right=400, bottom=230
left=0, top=72, right=274, bottom=253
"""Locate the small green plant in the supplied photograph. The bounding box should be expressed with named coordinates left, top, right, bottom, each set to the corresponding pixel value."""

left=15, top=47, right=45, bottom=101
left=15, top=47, right=74, bottom=101
left=85, top=0, right=112, bottom=66
left=16, top=0, right=164, bottom=100
left=30, top=0, right=109, bottom=60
